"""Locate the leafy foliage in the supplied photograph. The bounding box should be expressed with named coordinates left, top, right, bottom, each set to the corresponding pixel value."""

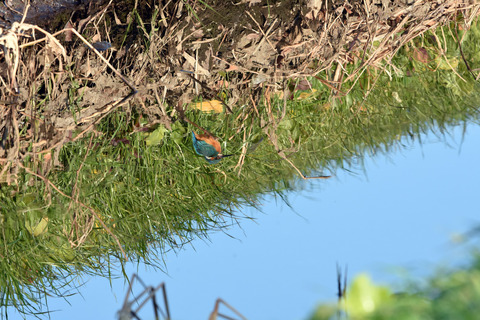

left=309, top=251, right=480, bottom=320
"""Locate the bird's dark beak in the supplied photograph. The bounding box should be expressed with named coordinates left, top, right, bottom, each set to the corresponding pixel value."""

left=221, top=154, right=233, bottom=158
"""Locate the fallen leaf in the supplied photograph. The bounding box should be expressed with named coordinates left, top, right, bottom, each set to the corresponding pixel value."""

left=216, top=80, right=229, bottom=89
left=26, top=217, right=49, bottom=237
left=297, top=89, right=317, bottom=100
left=145, top=125, right=168, bottom=146
left=64, top=21, right=74, bottom=42
left=113, top=8, right=124, bottom=25
left=182, top=52, right=211, bottom=76
left=295, top=79, right=311, bottom=91
left=412, top=47, right=429, bottom=64
left=435, top=55, right=459, bottom=70
left=190, top=100, right=224, bottom=113
left=245, top=33, right=260, bottom=40
left=226, top=65, right=239, bottom=71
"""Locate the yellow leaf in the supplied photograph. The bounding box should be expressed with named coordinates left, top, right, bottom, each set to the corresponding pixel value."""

left=435, top=55, right=459, bottom=70
left=190, top=100, right=224, bottom=113
left=26, top=217, right=49, bottom=237
left=297, top=89, right=317, bottom=100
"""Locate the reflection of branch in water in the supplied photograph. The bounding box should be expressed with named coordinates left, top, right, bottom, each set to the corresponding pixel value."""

left=280, top=154, right=331, bottom=180
left=117, top=273, right=170, bottom=320
left=337, top=263, right=347, bottom=301
left=336, top=263, right=348, bottom=319
left=117, top=274, right=246, bottom=320
left=209, top=298, right=248, bottom=320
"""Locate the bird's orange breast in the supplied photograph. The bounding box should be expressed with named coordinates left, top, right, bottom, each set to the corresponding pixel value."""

left=194, top=133, right=222, bottom=153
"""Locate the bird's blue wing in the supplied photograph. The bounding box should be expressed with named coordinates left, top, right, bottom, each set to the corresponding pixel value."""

left=191, top=132, right=219, bottom=157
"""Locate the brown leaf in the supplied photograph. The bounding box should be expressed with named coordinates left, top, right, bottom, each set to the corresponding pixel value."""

left=64, top=21, right=74, bottom=42
left=226, top=65, right=239, bottom=71
left=413, top=47, right=429, bottom=64
left=92, top=34, right=101, bottom=43
left=245, top=33, right=260, bottom=40
left=295, top=79, right=311, bottom=91
left=113, top=8, right=124, bottom=25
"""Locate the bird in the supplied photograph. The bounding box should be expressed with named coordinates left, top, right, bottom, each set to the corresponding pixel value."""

left=191, top=131, right=232, bottom=164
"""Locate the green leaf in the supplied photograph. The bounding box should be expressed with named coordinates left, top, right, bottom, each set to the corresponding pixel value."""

left=435, top=55, right=459, bottom=70
left=145, top=125, right=167, bottom=146
left=278, top=118, right=293, bottom=131
left=344, top=273, right=392, bottom=317
left=25, top=217, right=49, bottom=237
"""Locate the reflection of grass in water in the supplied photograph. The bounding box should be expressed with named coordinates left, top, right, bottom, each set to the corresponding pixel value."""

left=2, top=15, right=480, bottom=320
left=308, top=248, right=480, bottom=320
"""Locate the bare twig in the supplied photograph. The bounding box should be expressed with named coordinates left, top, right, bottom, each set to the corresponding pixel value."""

left=246, top=11, right=278, bottom=55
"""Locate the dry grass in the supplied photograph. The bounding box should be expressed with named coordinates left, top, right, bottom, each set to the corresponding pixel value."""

left=1, top=0, right=479, bottom=182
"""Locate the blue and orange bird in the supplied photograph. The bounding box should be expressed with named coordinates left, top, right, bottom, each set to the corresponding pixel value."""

left=191, top=131, right=232, bottom=164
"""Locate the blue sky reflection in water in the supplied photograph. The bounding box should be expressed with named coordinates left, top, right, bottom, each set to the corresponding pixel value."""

left=20, top=123, right=480, bottom=320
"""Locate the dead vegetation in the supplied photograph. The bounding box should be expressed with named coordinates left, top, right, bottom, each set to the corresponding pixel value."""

left=0, top=0, right=479, bottom=185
